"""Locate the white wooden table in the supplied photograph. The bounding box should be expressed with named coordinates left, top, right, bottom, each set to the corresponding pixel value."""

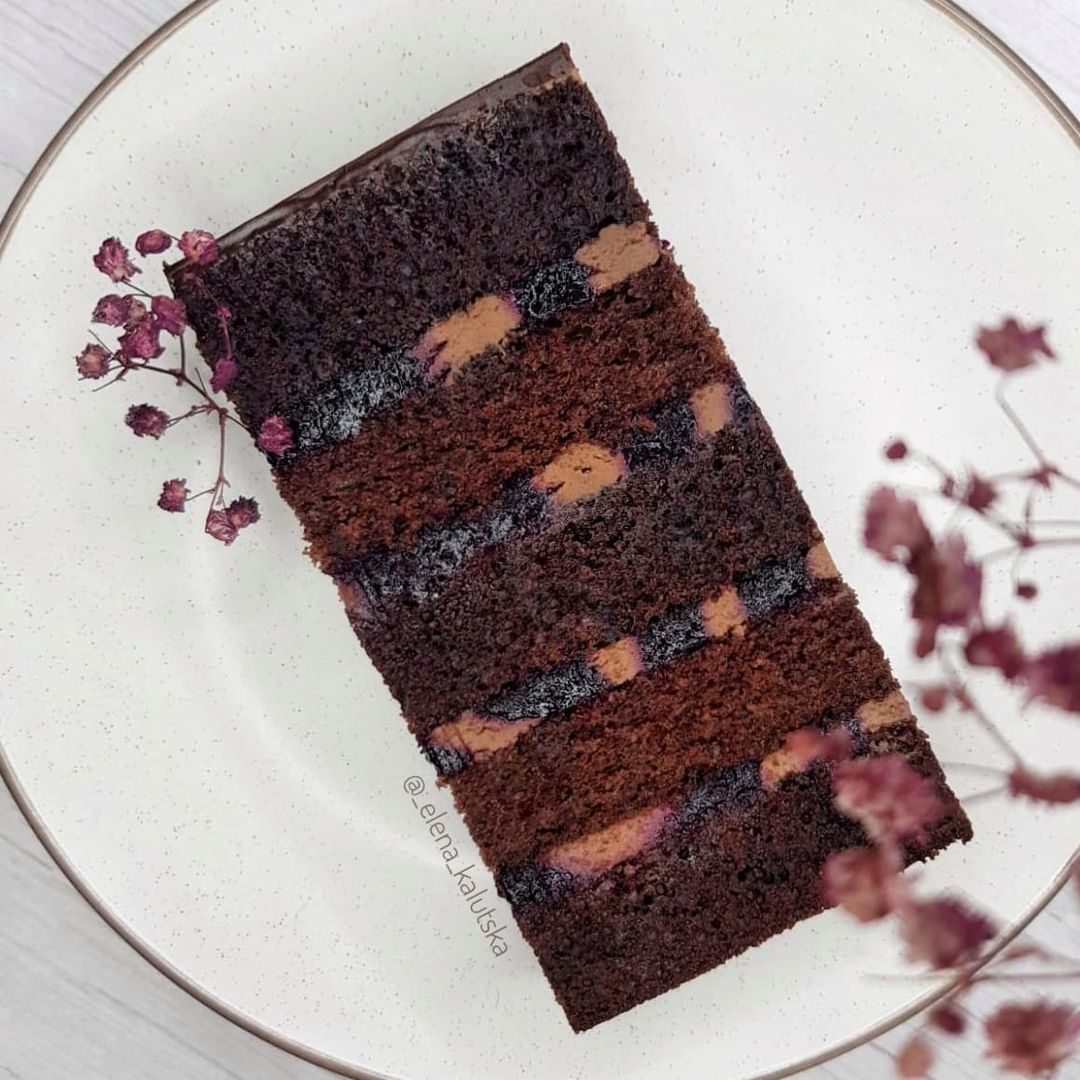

left=2, top=2, right=1078, bottom=1077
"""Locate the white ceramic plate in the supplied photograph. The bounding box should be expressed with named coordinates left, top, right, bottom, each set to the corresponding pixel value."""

left=3, top=1, right=1080, bottom=1077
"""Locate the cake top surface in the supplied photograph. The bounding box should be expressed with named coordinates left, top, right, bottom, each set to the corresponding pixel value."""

left=172, top=43, right=577, bottom=261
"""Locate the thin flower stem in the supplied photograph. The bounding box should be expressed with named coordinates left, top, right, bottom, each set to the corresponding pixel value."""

left=995, top=378, right=1049, bottom=465
left=1003, top=944, right=1080, bottom=967
left=943, top=495, right=967, bottom=534
left=983, top=537, right=1080, bottom=564
left=166, top=403, right=213, bottom=427
left=204, top=411, right=230, bottom=527
left=939, top=761, right=1007, bottom=778
left=1022, top=483, right=1038, bottom=533
left=974, top=971, right=1080, bottom=983
left=215, top=410, right=229, bottom=499
left=910, top=449, right=954, bottom=482
left=960, top=785, right=1009, bottom=806
left=893, top=483, right=945, bottom=499
left=91, top=369, right=128, bottom=391
left=137, top=361, right=224, bottom=414
left=1009, top=546, right=1028, bottom=588
left=107, top=340, right=240, bottom=521
left=983, top=468, right=1045, bottom=484
left=938, top=651, right=1023, bottom=766
left=981, top=510, right=1025, bottom=543
left=897, top=482, right=1021, bottom=543
left=193, top=278, right=234, bottom=361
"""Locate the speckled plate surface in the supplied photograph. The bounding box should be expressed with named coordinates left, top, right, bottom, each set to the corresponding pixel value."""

left=2, top=1, right=1080, bottom=1077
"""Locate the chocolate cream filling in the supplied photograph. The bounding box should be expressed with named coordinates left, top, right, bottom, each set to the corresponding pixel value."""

left=495, top=697, right=949, bottom=911
left=445, top=586, right=899, bottom=868
left=425, top=542, right=840, bottom=777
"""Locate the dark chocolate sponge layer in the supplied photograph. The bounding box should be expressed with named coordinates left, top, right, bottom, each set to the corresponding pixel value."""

left=423, top=547, right=832, bottom=781
left=167, top=60, right=645, bottom=431
left=355, top=414, right=818, bottom=737
left=448, top=588, right=892, bottom=867
left=332, top=379, right=751, bottom=617
left=269, top=228, right=662, bottom=462
left=279, top=255, right=731, bottom=560
left=516, top=724, right=970, bottom=1032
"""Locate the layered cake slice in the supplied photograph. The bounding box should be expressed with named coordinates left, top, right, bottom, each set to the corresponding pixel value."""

left=168, top=45, right=970, bottom=1031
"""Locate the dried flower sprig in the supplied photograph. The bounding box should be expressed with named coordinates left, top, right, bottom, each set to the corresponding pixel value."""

left=818, top=316, right=1080, bottom=1076
left=77, top=230, right=277, bottom=545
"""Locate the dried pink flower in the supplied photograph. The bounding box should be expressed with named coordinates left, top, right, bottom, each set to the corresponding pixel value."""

left=1024, top=645, right=1080, bottom=714
left=210, top=356, right=238, bottom=393
left=91, top=293, right=145, bottom=330
left=257, top=414, right=294, bottom=455
left=984, top=1001, right=1080, bottom=1076
left=75, top=343, right=111, bottom=380
left=1008, top=767, right=1080, bottom=806
left=896, top=1035, right=934, bottom=1078
left=965, top=623, right=1025, bottom=680
left=92, top=294, right=135, bottom=327
left=225, top=497, right=260, bottom=530
left=963, top=471, right=997, bottom=512
left=822, top=846, right=903, bottom=923
left=833, top=755, right=944, bottom=843
left=976, top=318, right=1056, bottom=374
left=178, top=229, right=220, bottom=266
left=157, top=478, right=188, bottom=513
left=118, top=318, right=164, bottom=361
left=930, top=1002, right=968, bottom=1036
left=135, top=229, right=172, bottom=256
left=205, top=509, right=238, bottom=545
left=93, top=237, right=139, bottom=282
left=864, top=487, right=932, bottom=564
left=884, top=439, right=909, bottom=461
left=920, top=686, right=949, bottom=713
left=125, top=404, right=169, bottom=440
left=900, top=897, right=996, bottom=969
left=151, top=294, right=187, bottom=336
left=122, top=297, right=148, bottom=329
left=911, top=535, right=982, bottom=657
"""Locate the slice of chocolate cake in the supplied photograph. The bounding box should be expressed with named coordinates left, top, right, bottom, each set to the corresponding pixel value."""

left=168, top=44, right=970, bottom=1031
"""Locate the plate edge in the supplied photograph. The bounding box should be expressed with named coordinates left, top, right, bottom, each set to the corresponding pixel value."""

left=1, top=1, right=1078, bottom=1078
